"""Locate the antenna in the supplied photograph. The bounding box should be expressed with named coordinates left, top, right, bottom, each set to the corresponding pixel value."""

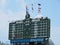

left=25, top=5, right=30, bottom=19
left=26, top=5, right=29, bottom=14
left=26, top=5, right=28, bottom=14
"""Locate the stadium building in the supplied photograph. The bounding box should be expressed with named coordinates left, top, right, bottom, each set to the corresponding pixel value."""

left=9, top=7, right=50, bottom=45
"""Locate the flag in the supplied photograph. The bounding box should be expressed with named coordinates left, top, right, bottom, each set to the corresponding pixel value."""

left=32, top=4, right=33, bottom=10
left=38, top=4, right=41, bottom=13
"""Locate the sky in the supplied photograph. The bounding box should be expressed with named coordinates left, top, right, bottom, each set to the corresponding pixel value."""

left=0, top=0, right=60, bottom=45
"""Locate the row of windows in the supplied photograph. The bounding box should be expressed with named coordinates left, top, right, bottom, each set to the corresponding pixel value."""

left=10, top=32, right=48, bottom=35
left=9, top=23, right=49, bottom=30
left=31, top=33, right=48, bottom=36
left=10, top=27, right=49, bottom=31
left=10, top=34, right=48, bottom=39
left=9, top=27, right=49, bottom=32
left=9, top=20, right=50, bottom=39
left=9, top=29, right=48, bottom=33
left=9, top=31, right=49, bottom=36
left=9, top=22, right=49, bottom=27
left=9, top=32, right=49, bottom=39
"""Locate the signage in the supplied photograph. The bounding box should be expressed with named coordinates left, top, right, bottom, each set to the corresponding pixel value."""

left=11, top=38, right=44, bottom=43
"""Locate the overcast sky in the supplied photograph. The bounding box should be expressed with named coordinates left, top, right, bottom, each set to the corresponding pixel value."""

left=0, top=0, right=60, bottom=45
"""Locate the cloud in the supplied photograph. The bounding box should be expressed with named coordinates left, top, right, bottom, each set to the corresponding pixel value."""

left=0, top=10, right=9, bottom=42
left=0, top=9, right=26, bottom=42
left=0, top=1, right=60, bottom=45
left=0, top=0, right=26, bottom=42
left=7, top=9, right=25, bottom=21
left=51, top=26, right=60, bottom=45
left=0, top=0, right=7, bottom=7
left=34, top=14, right=43, bottom=18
